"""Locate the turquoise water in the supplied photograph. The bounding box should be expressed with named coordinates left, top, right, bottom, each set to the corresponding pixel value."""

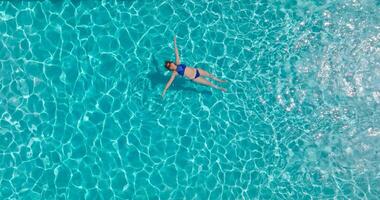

left=1, top=0, right=379, bottom=199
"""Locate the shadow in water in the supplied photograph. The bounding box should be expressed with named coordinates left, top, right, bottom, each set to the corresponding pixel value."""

left=147, top=71, right=212, bottom=96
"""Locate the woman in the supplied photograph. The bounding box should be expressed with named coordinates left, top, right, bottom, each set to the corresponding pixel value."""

left=162, top=36, right=227, bottom=97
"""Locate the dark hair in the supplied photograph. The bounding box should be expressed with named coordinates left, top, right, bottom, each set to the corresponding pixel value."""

left=164, top=60, right=173, bottom=70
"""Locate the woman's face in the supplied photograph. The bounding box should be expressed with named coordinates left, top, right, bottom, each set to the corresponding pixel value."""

left=167, top=62, right=176, bottom=70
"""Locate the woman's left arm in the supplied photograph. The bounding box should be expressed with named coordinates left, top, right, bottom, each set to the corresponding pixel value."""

left=174, top=36, right=180, bottom=65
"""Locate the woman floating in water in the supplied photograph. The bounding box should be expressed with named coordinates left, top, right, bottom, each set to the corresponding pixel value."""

left=162, top=36, right=227, bottom=97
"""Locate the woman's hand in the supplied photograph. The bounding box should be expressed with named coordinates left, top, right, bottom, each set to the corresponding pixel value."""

left=161, top=90, right=166, bottom=98
left=174, top=35, right=177, bottom=46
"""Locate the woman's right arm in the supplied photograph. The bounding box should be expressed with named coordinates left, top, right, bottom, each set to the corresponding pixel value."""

left=162, top=72, right=177, bottom=97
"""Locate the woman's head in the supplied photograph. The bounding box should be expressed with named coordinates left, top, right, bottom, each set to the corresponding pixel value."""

left=164, top=61, right=176, bottom=71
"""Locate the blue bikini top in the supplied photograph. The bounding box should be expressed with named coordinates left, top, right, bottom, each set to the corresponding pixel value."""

left=176, top=64, right=186, bottom=76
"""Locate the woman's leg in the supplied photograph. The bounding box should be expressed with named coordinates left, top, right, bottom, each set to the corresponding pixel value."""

left=198, top=68, right=227, bottom=82
left=192, top=77, right=226, bottom=92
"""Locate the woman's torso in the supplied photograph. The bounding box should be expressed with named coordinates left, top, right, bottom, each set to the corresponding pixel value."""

left=176, top=63, right=196, bottom=79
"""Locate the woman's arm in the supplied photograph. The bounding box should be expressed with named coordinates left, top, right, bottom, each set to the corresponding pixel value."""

left=174, top=36, right=180, bottom=65
left=162, top=72, right=177, bottom=97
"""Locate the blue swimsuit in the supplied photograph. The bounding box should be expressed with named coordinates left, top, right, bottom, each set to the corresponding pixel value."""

left=176, top=63, right=200, bottom=79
